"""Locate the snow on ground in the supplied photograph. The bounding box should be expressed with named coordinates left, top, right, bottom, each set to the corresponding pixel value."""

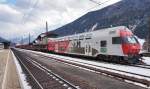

left=136, top=37, right=146, bottom=53
left=17, top=48, right=150, bottom=82
left=137, top=38, right=150, bottom=65
left=143, top=57, right=150, bottom=65
left=11, top=50, right=32, bottom=89
left=137, top=37, right=145, bottom=46
left=44, top=53, right=150, bottom=79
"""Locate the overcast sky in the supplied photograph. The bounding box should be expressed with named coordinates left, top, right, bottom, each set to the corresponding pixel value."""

left=0, top=0, right=121, bottom=41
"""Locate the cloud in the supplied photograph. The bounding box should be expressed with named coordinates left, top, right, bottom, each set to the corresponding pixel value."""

left=0, top=0, right=121, bottom=42
left=0, top=0, right=6, bottom=3
left=0, top=4, right=22, bottom=23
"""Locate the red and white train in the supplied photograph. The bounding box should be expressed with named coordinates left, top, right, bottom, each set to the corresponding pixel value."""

left=16, top=26, right=142, bottom=64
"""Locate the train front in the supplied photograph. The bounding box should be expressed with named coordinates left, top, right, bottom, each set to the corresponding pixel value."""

left=120, top=29, right=141, bottom=64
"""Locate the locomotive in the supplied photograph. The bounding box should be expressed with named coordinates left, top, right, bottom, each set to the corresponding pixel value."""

left=16, top=26, right=142, bottom=64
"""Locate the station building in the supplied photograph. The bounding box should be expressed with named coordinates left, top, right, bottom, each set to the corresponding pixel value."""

left=0, top=37, right=10, bottom=49
left=0, top=43, right=4, bottom=49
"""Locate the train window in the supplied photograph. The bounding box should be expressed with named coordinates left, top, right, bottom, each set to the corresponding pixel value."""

left=122, top=36, right=139, bottom=44
left=112, top=37, right=121, bottom=44
left=85, top=34, right=92, bottom=39
left=85, top=37, right=91, bottom=40
left=79, top=35, right=84, bottom=40
left=101, top=41, right=107, bottom=47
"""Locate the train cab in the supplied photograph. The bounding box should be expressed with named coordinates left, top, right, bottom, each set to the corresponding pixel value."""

left=120, top=30, right=141, bottom=56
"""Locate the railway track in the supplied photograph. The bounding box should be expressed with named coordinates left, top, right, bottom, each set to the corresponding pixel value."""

left=53, top=52, right=150, bottom=70
left=41, top=49, right=150, bottom=70
left=16, top=49, right=150, bottom=88
left=28, top=49, right=150, bottom=70
left=17, top=48, right=150, bottom=70
left=12, top=49, right=80, bottom=89
left=132, top=64, right=150, bottom=69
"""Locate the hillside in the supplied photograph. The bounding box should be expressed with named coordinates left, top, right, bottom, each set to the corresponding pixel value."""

left=51, top=0, right=150, bottom=39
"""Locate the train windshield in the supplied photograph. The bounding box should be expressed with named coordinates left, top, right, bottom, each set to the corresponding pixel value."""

left=122, top=36, right=139, bottom=44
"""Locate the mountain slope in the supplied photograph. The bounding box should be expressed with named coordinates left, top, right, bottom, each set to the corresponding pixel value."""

left=51, top=0, right=150, bottom=39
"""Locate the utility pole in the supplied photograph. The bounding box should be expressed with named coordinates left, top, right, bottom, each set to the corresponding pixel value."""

left=29, top=33, right=30, bottom=45
left=21, top=36, right=23, bottom=45
left=148, top=17, right=150, bottom=52
left=46, top=21, right=48, bottom=45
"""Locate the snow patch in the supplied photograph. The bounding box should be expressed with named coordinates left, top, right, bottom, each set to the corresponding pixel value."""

left=142, top=57, right=150, bottom=65
left=135, top=36, right=146, bottom=52
left=137, top=38, right=145, bottom=46
left=11, top=50, right=32, bottom=89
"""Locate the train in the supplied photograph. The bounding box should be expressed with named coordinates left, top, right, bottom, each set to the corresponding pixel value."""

left=16, top=26, right=142, bottom=64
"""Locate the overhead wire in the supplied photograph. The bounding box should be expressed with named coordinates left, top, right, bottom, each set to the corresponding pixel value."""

left=20, top=0, right=39, bottom=44
left=21, top=0, right=39, bottom=24
left=89, top=0, right=102, bottom=5
left=87, top=0, right=113, bottom=12
left=20, top=0, right=112, bottom=37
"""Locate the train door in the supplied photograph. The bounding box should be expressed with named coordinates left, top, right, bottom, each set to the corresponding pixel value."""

left=85, top=43, right=92, bottom=56
left=111, top=37, right=122, bottom=55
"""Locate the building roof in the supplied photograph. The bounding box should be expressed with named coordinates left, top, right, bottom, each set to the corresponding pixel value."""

left=0, top=37, right=10, bottom=43
left=36, top=32, right=58, bottom=40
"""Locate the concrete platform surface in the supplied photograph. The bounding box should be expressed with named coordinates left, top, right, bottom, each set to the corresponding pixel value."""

left=0, top=49, right=21, bottom=89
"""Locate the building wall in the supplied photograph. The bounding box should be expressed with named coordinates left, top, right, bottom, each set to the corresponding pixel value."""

left=0, top=43, right=4, bottom=49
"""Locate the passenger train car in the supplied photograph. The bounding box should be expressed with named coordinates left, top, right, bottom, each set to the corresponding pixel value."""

left=17, top=26, right=142, bottom=64
left=47, top=26, right=141, bottom=63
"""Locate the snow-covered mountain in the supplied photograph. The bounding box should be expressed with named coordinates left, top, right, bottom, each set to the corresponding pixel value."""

left=51, top=0, right=150, bottom=39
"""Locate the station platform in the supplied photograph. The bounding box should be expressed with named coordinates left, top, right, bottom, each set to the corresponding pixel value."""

left=0, top=49, right=21, bottom=89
